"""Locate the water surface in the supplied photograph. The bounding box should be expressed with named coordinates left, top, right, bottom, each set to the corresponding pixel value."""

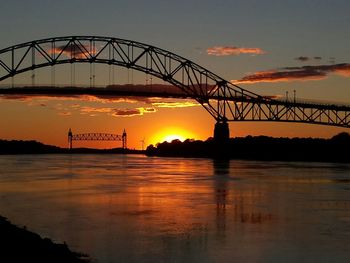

left=0, top=154, right=349, bottom=262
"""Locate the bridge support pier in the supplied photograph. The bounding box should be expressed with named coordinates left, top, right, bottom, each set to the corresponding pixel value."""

left=214, top=121, right=229, bottom=142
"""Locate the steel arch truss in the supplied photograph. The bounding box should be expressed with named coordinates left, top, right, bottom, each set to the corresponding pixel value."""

left=1, top=35, right=350, bottom=128
left=221, top=99, right=350, bottom=128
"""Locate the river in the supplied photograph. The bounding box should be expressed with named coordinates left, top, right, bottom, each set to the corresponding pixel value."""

left=0, top=154, right=349, bottom=262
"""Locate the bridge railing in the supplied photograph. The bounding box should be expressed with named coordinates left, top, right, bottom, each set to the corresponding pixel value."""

left=274, top=96, right=350, bottom=108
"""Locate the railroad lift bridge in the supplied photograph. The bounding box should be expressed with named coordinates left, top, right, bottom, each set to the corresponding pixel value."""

left=68, top=128, right=127, bottom=150
left=0, top=36, right=349, bottom=142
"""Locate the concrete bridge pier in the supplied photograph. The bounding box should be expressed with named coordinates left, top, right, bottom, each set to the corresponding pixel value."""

left=214, top=121, right=230, bottom=142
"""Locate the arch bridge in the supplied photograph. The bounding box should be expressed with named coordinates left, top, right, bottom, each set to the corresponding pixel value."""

left=0, top=36, right=350, bottom=140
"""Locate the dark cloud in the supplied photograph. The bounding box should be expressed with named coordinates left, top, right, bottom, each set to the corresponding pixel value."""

left=295, top=56, right=310, bottom=62
left=111, top=109, right=140, bottom=117
left=235, top=63, right=350, bottom=84
left=111, top=107, right=156, bottom=117
left=295, top=56, right=322, bottom=62
left=0, top=83, right=216, bottom=103
left=329, top=57, right=336, bottom=64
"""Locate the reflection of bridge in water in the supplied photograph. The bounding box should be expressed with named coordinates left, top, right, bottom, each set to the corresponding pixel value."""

left=0, top=35, right=350, bottom=139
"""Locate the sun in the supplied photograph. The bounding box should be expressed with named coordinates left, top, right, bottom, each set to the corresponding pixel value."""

left=150, top=127, right=196, bottom=145
left=163, top=134, right=186, bottom=143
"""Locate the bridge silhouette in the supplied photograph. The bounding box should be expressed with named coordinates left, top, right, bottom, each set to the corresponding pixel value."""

left=0, top=35, right=349, bottom=140
left=68, top=128, right=127, bottom=150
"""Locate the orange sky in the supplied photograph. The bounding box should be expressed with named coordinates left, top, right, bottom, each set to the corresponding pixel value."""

left=0, top=89, right=349, bottom=150
left=0, top=57, right=349, bottom=150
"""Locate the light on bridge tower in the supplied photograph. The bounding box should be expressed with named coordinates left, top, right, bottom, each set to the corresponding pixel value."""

left=214, top=119, right=229, bottom=142
left=68, top=128, right=73, bottom=150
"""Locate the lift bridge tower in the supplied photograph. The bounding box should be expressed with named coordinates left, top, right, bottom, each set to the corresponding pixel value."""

left=68, top=129, right=127, bottom=150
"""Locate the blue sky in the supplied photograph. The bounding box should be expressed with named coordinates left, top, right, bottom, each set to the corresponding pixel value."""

left=2, top=0, right=349, bottom=89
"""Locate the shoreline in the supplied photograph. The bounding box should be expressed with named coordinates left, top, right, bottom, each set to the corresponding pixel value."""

left=1, top=132, right=350, bottom=163
left=0, top=215, right=90, bottom=263
left=0, top=139, right=144, bottom=155
left=146, top=133, right=350, bottom=163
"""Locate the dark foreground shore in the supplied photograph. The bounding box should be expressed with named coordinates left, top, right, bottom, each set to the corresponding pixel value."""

left=0, top=215, right=90, bottom=263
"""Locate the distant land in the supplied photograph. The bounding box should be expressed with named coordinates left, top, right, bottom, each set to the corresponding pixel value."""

left=0, top=140, right=143, bottom=155
left=146, top=132, right=350, bottom=163
left=1, top=133, right=350, bottom=162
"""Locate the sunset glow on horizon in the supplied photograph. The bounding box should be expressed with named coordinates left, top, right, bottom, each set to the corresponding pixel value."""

left=146, top=126, right=198, bottom=146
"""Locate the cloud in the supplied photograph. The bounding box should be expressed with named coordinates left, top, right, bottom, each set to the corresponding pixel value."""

left=111, top=107, right=156, bottom=117
left=152, top=101, right=199, bottom=108
left=50, top=43, right=95, bottom=59
left=207, top=46, right=265, bottom=56
left=234, top=63, right=350, bottom=84
left=235, top=69, right=326, bottom=84
left=295, top=56, right=322, bottom=62
left=140, top=107, right=156, bottom=113
left=78, top=106, right=157, bottom=117
left=295, top=56, right=310, bottom=62
left=111, top=109, right=140, bottom=117
left=0, top=84, right=193, bottom=103
left=0, top=93, right=153, bottom=104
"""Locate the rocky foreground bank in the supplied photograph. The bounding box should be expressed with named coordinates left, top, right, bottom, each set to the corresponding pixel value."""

left=0, top=216, right=90, bottom=263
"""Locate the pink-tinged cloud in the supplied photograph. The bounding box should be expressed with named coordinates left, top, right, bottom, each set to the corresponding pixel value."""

left=50, top=43, right=95, bottom=59
left=207, top=46, right=265, bottom=56
left=234, top=63, right=350, bottom=84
